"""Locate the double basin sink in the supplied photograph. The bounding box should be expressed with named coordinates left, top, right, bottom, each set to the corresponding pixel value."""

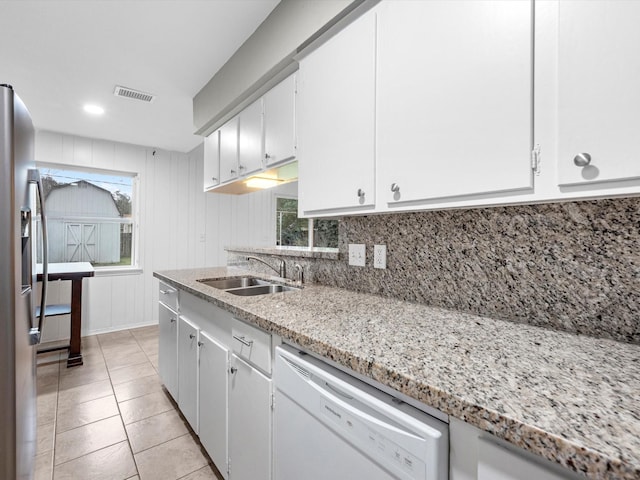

left=197, top=276, right=300, bottom=296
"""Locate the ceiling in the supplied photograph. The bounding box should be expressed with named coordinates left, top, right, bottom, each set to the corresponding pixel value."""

left=0, top=0, right=280, bottom=153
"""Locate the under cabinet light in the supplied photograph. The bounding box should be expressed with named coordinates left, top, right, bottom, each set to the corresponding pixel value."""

left=245, top=176, right=284, bottom=189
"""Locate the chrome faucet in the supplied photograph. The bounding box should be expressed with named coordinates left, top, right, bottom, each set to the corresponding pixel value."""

left=294, top=263, right=304, bottom=285
left=246, top=255, right=286, bottom=278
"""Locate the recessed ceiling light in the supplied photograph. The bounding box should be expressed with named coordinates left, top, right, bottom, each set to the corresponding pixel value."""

left=83, top=104, right=104, bottom=115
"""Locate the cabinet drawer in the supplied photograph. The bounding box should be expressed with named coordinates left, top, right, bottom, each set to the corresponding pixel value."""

left=231, top=319, right=271, bottom=374
left=158, top=282, right=178, bottom=311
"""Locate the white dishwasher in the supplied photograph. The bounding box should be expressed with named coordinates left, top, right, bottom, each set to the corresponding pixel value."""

left=274, top=345, right=448, bottom=480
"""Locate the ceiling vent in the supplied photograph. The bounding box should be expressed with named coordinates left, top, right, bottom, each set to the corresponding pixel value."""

left=113, top=85, right=156, bottom=103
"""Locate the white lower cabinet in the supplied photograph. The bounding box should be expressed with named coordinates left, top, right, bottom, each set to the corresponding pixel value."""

left=162, top=290, right=272, bottom=480
left=177, top=316, right=199, bottom=433
left=477, top=438, right=569, bottom=480
left=450, top=418, right=582, bottom=480
left=228, top=355, right=272, bottom=480
left=158, top=303, right=178, bottom=401
left=198, top=331, right=229, bottom=479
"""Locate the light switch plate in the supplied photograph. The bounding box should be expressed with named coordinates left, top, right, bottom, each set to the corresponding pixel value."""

left=373, top=244, right=386, bottom=269
left=348, top=244, right=366, bottom=267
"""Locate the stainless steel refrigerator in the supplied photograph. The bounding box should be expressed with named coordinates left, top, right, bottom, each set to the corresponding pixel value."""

left=1, top=84, right=48, bottom=480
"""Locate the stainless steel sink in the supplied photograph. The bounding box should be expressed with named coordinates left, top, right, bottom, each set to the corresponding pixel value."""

left=226, top=284, right=298, bottom=296
left=197, top=276, right=300, bottom=296
left=197, top=277, right=269, bottom=290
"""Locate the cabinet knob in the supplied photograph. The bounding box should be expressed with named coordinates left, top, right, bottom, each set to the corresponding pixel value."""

left=211, top=177, right=217, bottom=182
left=230, top=366, right=238, bottom=374
left=170, top=317, right=176, bottom=323
left=573, top=153, right=592, bottom=167
left=189, top=333, right=195, bottom=340
left=230, top=169, right=236, bottom=175
left=391, top=183, right=400, bottom=193
left=197, top=341, right=203, bottom=347
left=239, top=165, right=246, bottom=171
left=357, top=188, right=365, bottom=198
left=264, top=153, right=271, bottom=160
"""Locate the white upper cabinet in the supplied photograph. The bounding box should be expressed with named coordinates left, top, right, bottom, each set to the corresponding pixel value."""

left=203, top=130, right=220, bottom=191
left=204, top=75, right=297, bottom=193
left=238, top=99, right=264, bottom=177
left=296, top=7, right=376, bottom=215
left=377, top=0, right=533, bottom=206
left=264, top=74, right=296, bottom=167
left=219, top=116, right=239, bottom=184
left=555, top=1, right=640, bottom=186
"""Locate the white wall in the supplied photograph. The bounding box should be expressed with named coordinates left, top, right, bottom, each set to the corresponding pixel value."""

left=35, top=130, right=292, bottom=339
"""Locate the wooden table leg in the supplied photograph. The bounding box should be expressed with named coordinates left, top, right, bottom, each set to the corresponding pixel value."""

left=66, top=278, right=84, bottom=367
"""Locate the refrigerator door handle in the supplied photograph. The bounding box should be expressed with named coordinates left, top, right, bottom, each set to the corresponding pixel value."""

left=28, top=169, right=47, bottom=345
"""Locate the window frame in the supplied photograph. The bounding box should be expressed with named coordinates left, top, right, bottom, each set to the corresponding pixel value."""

left=273, top=193, right=338, bottom=249
left=36, top=162, right=141, bottom=275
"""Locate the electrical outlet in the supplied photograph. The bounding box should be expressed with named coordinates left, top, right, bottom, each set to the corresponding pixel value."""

left=348, top=244, right=366, bottom=267
left=374, top=244, right=387, bottom=269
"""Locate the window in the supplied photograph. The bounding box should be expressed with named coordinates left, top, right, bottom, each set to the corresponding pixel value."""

left=37, top=164, right=138, bottom=270
left=275, top=197, right=338, bottom=248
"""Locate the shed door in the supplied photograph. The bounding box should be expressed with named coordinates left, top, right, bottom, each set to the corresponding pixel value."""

left=65, top=223, right=97, bottom=262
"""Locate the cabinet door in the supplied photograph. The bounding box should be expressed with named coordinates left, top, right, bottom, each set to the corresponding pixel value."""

left=203, top=130, right=220, bottom=191
left=178, top=316, right=199, bottom=433
left=158, top=303, right=178, bottom=401
left=264, top=75, right=296, bottom=166
left=228, top=355, right=272, bottom=480
left=199, top=331, right=229, bottom=479
left=556, top=1, right=640, bottom=186
left=477, top=438, right=569, bottom=480
left=220, top=116, right=239, bottom=183
left=297, top=8, right=376, bottom=215
left=377, top=1, right=533, bottom=205
left=238, top=99, right=264, bottom=177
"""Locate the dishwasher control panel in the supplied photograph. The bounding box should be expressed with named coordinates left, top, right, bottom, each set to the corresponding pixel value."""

left=319, top=394, right=425, bottom=477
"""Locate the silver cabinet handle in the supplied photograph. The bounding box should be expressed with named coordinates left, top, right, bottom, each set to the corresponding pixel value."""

left=357, top=188, right=365, bottom=198
left=170, top=317, right=176, bottom=323
left=574, top=153, right=591, bottom=167
left=230, top=366, right=238, bottom=374
left=391, top=183, right=400, bottom=193
left=233, top=334, right=253, bottom=347
left=189, top=333, right=195, bottom=340
left=197, top=341, right=203, bottom=347
left=160, top=289, right=173, bottom=295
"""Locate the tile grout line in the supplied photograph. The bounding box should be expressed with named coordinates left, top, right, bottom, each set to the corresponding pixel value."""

left=97, top=330, right=142, bottom=480
left=41, top=327, right=197, bottom=480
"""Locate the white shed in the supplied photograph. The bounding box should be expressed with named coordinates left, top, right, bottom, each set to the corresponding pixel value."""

left=45, top=180, right=122, bottom=264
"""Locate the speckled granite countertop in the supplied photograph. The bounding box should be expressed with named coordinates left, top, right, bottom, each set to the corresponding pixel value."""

left=154, top=267, right=640, bottom=480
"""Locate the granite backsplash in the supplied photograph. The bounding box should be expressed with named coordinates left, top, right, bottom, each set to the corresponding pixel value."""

left=229, top=197, right=640, bottom=344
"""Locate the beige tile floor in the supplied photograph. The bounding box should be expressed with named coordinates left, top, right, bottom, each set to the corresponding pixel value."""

left=35, top=325, right=223, bottom=480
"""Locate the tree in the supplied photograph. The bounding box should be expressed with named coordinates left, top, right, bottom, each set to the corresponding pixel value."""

left=41, top=175, right=61, bottom=198
left=112, top=191, right=131, bottom=216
